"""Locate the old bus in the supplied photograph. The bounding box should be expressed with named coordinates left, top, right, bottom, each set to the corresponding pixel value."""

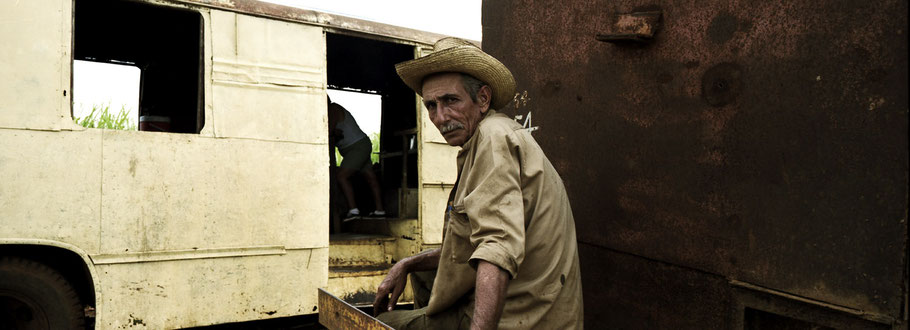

left=0, top=0, right=457, bottom=328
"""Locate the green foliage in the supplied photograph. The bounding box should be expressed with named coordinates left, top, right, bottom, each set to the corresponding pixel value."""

left=75, top=103, right=137, bottom=130
left=335, top=149, right=343, bottom=167
left=370, top=132, right=380, bottom=164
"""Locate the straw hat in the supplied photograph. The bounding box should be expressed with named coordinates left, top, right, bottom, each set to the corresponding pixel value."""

left=396, top=37, right=516, bottom=110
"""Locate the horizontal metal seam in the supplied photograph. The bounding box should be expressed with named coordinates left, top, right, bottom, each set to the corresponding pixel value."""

left=91, top=245, right=288, bottom=264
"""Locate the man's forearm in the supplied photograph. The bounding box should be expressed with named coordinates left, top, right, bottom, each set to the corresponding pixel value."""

left=472, top=260, right=510, bottom=330
left=400, top=248, right=441, bottom=272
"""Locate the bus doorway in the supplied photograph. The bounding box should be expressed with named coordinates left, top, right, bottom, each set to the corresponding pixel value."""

left=324, top=32, right=422, bottom=305
left=326, top=32, right=417, bottom=232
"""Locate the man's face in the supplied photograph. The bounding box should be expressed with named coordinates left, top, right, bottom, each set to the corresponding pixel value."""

left=421, top=73, right=491, bottom=147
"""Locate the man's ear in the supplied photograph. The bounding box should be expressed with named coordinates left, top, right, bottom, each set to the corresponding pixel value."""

left=477, top=85, right=492, bottom=113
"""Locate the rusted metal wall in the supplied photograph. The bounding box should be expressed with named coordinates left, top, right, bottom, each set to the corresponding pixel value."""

left=483, top=0, right=908, bottom=328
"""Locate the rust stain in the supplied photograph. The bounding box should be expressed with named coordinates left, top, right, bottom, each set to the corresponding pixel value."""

left=615, top=15, right=655, bottom=36
left=867, top=97, right=886, bottom=111
left=597, top=11, right=662, bottom=42
left=128, top=157, right=137, bottom=177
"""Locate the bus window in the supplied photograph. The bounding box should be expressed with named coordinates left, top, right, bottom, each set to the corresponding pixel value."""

left=74, top=0, right=203, bottom=133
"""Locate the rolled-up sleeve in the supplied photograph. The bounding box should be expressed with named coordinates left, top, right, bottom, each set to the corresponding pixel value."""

left=462, top=129, right=525, bottom=279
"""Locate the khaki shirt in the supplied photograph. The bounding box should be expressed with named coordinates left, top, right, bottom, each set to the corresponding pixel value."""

left=427, top=111, right=583, bottom=329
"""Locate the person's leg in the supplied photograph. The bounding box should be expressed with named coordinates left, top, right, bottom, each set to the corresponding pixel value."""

left=347, top=137, right=384, bottom=215
left=376, top=308, right=427, bottom=329
left=337, top=167, right=358, bottom=214
left=362, top=168, right=385, bottom=213
left=338, top=138, right=372, bottom=216
left=378, top=270, right=468, bottom=330
left=376, top=305, right=469, bottom=330
left=409, top=271, right=435, bottom=309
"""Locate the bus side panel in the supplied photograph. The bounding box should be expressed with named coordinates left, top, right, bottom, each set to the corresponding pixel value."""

left=97, top=131, right=328, bottom=253
left=210, top=10, right=328, bottom=143
left=0, top=0, right=73, bottom=131
left=87, top=7, right=331, bottom=327
left=93, top=130, right=329, bottom=328
left=95, top=248, right=328, bottom=329
left=0, top=129, right=102, bottom=252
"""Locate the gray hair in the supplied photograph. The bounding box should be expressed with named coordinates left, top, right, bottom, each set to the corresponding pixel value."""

left=460, top=73, right=488, bottom=104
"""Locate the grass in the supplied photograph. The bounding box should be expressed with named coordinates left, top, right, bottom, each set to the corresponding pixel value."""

left=74, top=103, right=137, bottom=130
left=370, top=132, right=380, bottom=164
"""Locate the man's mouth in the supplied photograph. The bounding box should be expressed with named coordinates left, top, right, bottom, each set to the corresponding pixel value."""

left=439, top=122, right=464, bottom=135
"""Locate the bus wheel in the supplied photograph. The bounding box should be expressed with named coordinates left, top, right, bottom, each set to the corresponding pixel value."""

left=0, top=257, right=85, bottom=330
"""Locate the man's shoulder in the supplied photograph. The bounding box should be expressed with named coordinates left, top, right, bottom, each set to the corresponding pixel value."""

left=478, top=112, right=521, bottom=136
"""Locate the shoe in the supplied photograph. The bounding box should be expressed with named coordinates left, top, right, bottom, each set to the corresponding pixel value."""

left=343, top=208, right=360, bottom=221
left=368, top=210, right=386, bottom=217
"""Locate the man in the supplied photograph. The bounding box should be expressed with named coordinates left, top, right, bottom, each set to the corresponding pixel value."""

left=327, top=96, right=386, bottom=219
left=373, top=37, right=583, bottom=329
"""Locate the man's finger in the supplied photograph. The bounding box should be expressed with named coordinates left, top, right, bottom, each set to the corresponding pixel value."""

left=373, top=295, right=389, bottom=317
left=373, top=286, right=389, bottom=316
left=388, top=285, right=404, bottom=311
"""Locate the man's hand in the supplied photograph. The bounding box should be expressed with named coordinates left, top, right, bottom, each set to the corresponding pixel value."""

left=372, top=249, right=441, bottom=316
left=373, top=261, right=409, bottom=316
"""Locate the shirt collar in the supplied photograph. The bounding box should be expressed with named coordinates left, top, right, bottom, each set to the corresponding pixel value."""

left=457, top=109, right=497, bottom=155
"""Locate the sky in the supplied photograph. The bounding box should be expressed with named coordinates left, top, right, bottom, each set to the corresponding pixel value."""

left=327, top=89, right=382, bottom=137
left=72, top=61, right=141, bottom=122
left=260, top=0, right=482, bottom=40
left=74, top=0, right=481, bottom=134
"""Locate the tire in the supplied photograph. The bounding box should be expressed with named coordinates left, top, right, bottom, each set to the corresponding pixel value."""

left=0, top=257, right=85, bottom=330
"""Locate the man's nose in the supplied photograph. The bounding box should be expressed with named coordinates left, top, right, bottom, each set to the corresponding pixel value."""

left=430, top=107, right=448, bottom=124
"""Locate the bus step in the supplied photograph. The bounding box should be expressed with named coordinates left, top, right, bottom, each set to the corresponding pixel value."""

left=329, top=233, right=396, bottom=267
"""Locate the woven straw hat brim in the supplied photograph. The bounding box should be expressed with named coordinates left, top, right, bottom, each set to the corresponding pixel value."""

left=396, top=46, right=516, bottom=110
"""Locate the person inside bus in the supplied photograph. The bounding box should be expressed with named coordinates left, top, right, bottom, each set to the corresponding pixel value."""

left=372, top=37, right=583, bottom=329
left=327, top=96, right=386, bottom=219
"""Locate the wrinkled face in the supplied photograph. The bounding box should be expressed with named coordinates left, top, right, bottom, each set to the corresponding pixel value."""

left=421, top=73, right=491, bottom=147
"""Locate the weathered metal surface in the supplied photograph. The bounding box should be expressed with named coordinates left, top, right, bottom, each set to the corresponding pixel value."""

left=578, top=243, right=733, bottom=329
left=3, top=0, right=331, bottom=327
left=2, top=0, right=462, bottom=328
left=484, top=0, right=907, bottom=327
left=96, top=249, right=327, bottom=328
left=97, top=132, right=329, bottom=254
left=0, top=129, right=102, bottom=251
left=0, top=0, right=74, bottom=131
left=596, top=11, right=662, bottom=43
left=328, top=233, right=395, bottom=267
left=327, top=232, right=417, bottom=306
left=318, top=288, right=392, bottom=330
left=210, top=9, right=327, bottom=142
left=327, top=267, right=415, bottom=306
left=730, top=280, right=893, bottom=326
left=339, top=219, right=422, bottom=263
